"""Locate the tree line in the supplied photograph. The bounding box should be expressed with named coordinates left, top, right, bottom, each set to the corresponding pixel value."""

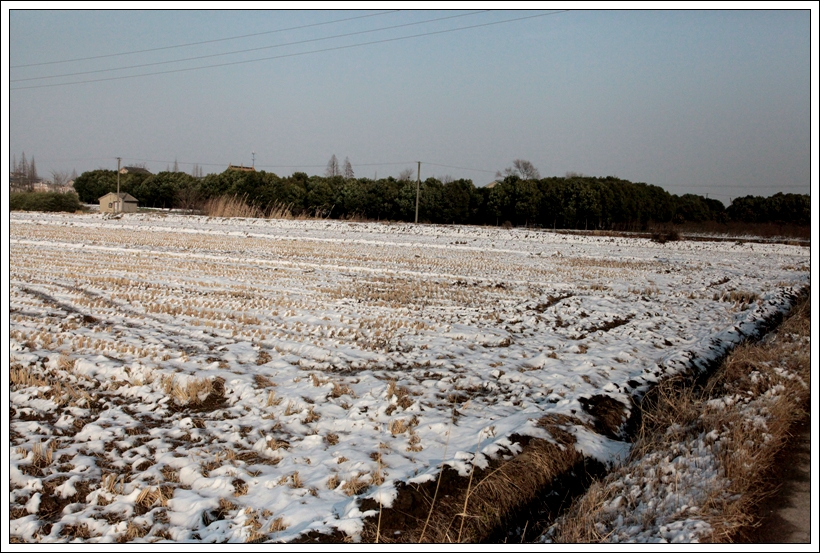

left=11, top=152, right=79, bottom=190
left=70, top=163, right=809, bottom=228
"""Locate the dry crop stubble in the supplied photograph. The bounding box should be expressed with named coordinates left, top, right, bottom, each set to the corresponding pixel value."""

left=10, top=213, right=808, bottom=543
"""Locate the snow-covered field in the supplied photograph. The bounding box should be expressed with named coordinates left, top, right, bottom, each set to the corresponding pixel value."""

left=7, top=212, right=809, bottom=543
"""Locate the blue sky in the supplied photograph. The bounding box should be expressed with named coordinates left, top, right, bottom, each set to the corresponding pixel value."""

left=5, top=5, right=816, bottom=205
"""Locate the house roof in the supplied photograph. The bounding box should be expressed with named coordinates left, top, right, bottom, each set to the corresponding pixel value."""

left=120, top=166, right=152, bottom=175
left=99, top=192, right=138, bottom=202
left=227, top=164, right=255, bottom=172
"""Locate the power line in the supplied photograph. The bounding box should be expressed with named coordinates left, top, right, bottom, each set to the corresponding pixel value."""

left=659, top=183, right=809, bottom=190
left=10, top=10, right=569, bottom=90
left=120, top=157, right=419, bottom=169
left=424, top=162, right=496, bottom=174
left=10, top=10, right=400, bottom=68
left=12, top=11, right=492, bottom=83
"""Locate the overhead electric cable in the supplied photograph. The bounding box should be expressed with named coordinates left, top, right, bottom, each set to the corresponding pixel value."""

left=122, top=157, right=419, bottom=169
left=424, top=162, right=496, bottom=174
left=10, top=10, right=400, bottom=68
left=10, top=10, right=569, bottom=90
left=12, top=10, right=491, bottom=83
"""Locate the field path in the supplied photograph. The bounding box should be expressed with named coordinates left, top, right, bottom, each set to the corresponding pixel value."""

left=738, top=415, right=813, bottom=544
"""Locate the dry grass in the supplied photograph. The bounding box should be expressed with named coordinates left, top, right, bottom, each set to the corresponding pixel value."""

left=161, top=375, right=224, bottom=407
left=203, top=194, right=294, bottom=220
left=359, top=414, right=586, bottom=544
left=546, top=290, right=810, bottom=544
left=341, top=474, right=369, bottom=496
left=32, top=440, right=56, bottom=467
left=10, top=364, right=50, bottom=388
left=136, top=486, right=172, bottom=508
left=326, top=474, right=340, bottom=490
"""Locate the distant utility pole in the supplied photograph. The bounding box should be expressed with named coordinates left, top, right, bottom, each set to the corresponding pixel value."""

left=116, top=157, right=121, bottom=214
left=252, top=151, right=256, bottom=169
left=415, top=161, right=421, bottom=224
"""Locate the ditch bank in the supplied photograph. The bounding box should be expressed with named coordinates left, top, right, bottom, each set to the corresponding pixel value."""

left=288, top=285, right=807, bottom=544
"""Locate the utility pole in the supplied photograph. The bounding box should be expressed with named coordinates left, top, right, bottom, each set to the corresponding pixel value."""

left=415, top=161, right=421, bottom=224
left=116, top=157, right=121, bottom=214
left=252, top=151, right=256, bottom=169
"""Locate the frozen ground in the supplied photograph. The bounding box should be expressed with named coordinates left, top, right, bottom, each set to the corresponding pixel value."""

left=6, top=212, right=809, bottom=543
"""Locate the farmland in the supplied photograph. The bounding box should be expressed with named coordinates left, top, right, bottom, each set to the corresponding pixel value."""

left=7, top=211, right=809, bottom=543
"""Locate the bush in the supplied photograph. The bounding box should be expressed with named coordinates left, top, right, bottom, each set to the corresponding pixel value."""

left=650, top=228, right=680, bottom=244
left=10, top=191, right=84, bottom=213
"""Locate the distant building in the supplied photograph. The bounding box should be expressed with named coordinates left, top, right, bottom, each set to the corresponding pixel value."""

left=485, top=180, right=501, bottom=189
left=99, top=192, right=139, bottom=213
left=227, top=164, right=255, bottom=172
left=119, top=166, right=152, bottom=175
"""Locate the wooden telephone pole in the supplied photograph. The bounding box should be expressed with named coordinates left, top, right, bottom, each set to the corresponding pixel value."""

left=116, top=157, right=121, bottom=213
left=415, top=161, right=421, bottom=224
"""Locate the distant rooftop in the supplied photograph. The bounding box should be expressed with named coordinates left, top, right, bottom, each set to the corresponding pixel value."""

left=119, top=166, right=152, bottom=175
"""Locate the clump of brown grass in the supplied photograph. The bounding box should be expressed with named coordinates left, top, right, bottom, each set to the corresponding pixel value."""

left=161, top=374, right=223, bottom=407
left=406, top=430, right=423, bottom=452
left=327, top=474, right=340, bottom=490
left=101, top=472, right=127, bottom=495
left=302, top=406, right=320, bottom=424
left=61, top=523, right=92, bottom=540
left=269, top=516, right=287, bottom=533
left=342, top=474, right=369, bottom=496
left=265, top=390, right=282, bottom=407
left=267, top=438, right=290, bottom=451
left=330, top=381, right=355, bottom=398
left=243, top=507, right=268, bottom=543
left=120, top=521, right=149, bottom=542
left=389, top=418, right=409, bottom=436
left=290, top=472, right=303, bottom=489
left=32, top=440, right=56, bottom=467
left=57, top=353, right=76, bottom=371
left=254, top=374, right=275, bottom=388
left=10, top=364, right=49, bottom=388
left=386, top=379, right=414, bottom=410
left=136, top=486, right=171, bottom=509
left=233, top=478, right=249, bottom=496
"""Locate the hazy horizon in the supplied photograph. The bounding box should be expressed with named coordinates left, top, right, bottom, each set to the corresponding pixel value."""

left=6, top=6, right=815, bottom=206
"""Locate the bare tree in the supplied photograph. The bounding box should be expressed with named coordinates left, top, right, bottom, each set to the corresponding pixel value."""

left=343, top=157, right=355, bottom=179
left=496, top=159, right=540, bottom=180
left=18, top=152, right=30, bottom=188
left=27, top=156, right=39, bottom=188
left=398, top=168, right=415, bottom=181
left=176, top=182, right=203, bottom=214
left=325, top=154, right=340, bottom=177
left=440, top=174, right=454, bottom=184
left=515, top=159, right=540, bottom=179
left=51, top=170, right=70, bottom=186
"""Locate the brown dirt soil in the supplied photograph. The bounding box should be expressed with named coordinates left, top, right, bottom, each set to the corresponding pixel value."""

left=733, top=414, right=812, bottom=544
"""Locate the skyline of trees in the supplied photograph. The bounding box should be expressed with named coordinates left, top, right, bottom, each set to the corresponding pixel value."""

left=68, top=164, right=809, bottom=228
